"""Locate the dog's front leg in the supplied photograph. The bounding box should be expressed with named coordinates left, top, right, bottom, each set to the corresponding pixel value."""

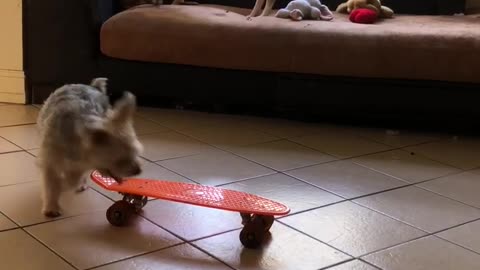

left=41, top=167, right=63, bottom=218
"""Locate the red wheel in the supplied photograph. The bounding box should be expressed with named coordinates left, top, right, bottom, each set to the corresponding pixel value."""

left=106, top=200, right=134, bottom=227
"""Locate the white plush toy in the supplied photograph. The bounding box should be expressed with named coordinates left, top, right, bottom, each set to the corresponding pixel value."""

left=276, top=0, right=334, bottom=21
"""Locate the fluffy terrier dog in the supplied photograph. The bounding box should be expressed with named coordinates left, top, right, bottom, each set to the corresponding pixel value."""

left=37, top=78, right=144, bottom=217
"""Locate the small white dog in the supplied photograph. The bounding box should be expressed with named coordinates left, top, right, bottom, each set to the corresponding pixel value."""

left=37, top=78, right=144, bottom=217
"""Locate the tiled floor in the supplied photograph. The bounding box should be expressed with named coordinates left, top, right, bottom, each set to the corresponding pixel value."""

left=1, top=104, right=480, bottom=270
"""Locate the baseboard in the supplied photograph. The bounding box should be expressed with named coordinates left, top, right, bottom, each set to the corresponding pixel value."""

left=0, top=70, right=25, bottom=104
left=0, top=92, right=25, bottom=104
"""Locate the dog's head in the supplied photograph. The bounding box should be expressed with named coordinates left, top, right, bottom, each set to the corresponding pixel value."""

left=84, top=92, right=144, bottom=181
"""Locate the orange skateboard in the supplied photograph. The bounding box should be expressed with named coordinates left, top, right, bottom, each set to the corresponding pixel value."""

left=90, top=170, right=290, bottom=248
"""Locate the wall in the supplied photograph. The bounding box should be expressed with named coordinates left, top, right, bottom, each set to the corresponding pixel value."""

left=0, top=0, right=25, bottom=104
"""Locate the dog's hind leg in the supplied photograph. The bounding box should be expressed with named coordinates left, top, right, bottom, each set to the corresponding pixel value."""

left=261, top=0, right=276, bottom=16
left=70, top=171, right=89, bottom=193
left=249, top=0, right=266, bottom=17
left=41, top=167, right=63, bottom=218
left=172, top=0, right=199, bottom=5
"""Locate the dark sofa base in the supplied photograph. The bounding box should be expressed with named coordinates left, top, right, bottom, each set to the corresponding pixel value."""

left=31, top=56, right=480, bottom=134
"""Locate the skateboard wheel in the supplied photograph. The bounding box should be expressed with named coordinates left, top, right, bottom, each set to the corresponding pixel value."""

left=259, top=215, right=274, bottom=232
left=239, top=216, right=265, bottom=249
left=106, top=200, right=134, bottom=227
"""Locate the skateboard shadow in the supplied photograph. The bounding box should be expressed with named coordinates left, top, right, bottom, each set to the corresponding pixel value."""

left=239, top=232, right=273, bottom=266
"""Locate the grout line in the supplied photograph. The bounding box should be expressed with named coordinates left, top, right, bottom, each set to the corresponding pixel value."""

left=0, top=132, right=31, bottom=151
left=318, top=258, right=357, bottom=270
left=397, top=147, right=466, bottom=171
left=22, top=228, right=80, bottom=270
left=85, top=242, right=185, bottom=270
left=414, top=184, right=480, bottom=211
left=357, top=217, right=480, bottom=259
left=0, top=122, right=37, bottom=129
left=357, top=258, right=383, bottom=270
left=185, top=242, right=237, bottom=270
left=277, top=220, right=356, bottom=258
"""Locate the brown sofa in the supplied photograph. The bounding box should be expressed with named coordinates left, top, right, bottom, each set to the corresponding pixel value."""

left=101, top=5, right=480, bottom=84
left=25, top=0, right=480, bottom=132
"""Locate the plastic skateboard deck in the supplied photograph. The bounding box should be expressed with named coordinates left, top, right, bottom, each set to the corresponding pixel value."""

left=90, top=170, right=290, bottom=216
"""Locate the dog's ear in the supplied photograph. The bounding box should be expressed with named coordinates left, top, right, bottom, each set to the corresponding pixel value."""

left=109, top=92, right=136, bottom=126
left=90, top=77, right=108, bottom=94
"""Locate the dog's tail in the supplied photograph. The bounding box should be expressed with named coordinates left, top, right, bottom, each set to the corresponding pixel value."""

left=90, top=77, right=108, bottom=94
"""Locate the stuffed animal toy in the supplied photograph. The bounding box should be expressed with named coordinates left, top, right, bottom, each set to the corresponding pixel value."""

left=336, top=0, right=394, bottom=19
left=276, top=0, right=334, bottom=21
left=349, top=8, right=378, bottom=24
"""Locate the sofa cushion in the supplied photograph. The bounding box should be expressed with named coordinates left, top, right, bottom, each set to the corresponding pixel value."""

left=100, top=5, right=480, bottom=83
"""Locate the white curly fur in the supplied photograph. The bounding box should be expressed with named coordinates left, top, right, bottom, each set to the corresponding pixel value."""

left=37, top=78, right=143, bottom=217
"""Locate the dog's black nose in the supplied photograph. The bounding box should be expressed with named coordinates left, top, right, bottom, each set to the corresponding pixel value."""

left=132, top=165, right=142, bottom=176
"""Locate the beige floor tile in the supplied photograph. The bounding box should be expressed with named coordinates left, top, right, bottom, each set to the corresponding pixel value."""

left=134, top=116, right=169, bottom=135
left=281, top=202, right=424, bottom=256
left=437, top=220, right=480, bottom=253
left=94, top=243, right=230, bottom=270
left=194, top=223, right=350, bottom=270
left=137, top=108, right=236, bottom=131
left=0, top=213, right=16, bottom=231
left=353, top=150, right=460, bottom=183
left=139, top=131, right=214, bottom=161
left=182, top=124, right=278, bottom=149
left=238, top=116, right=322, bottom=138
left=327, top=260, right=378, bottom=270
left=355, top=186, right=480, bottom=233
left=0, top=124, right=41, bottom=150
left=142, top=199, right=243, bottom=241
left=222, top=174, right=343, bottom=214
left=286, top=160, right=407, bottom=199
left=406, top=137, right=480, bottom=169
left=0, top=105, right=38, bottom=127
left=0, top=151, right=40, bottom=186
left=90, top=159, right=194, bottom=201
left=419, top=172, right=480, bottom=208
left=0, top=136, right=21, bottom=152
left=158, top=150, right=275, bottom=186
left=26, top=212, right=181, bottom=270
left=290, top=132, right=391, bottom=159
left=0, top=229, right=74, bottom=270
left=228, top=140, right=336, bottom=171
left=0, top=181, right=113, bottom=226
left=363, top=236, right=480, bottom=270
left=357, top=128, right=439, bottom=147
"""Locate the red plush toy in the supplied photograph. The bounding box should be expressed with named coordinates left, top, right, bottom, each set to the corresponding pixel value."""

left=349, top=8, right=378, bottom=24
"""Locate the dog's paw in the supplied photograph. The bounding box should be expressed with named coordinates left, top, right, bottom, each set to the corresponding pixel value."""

left=43, top=210, right=62, bottom=218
